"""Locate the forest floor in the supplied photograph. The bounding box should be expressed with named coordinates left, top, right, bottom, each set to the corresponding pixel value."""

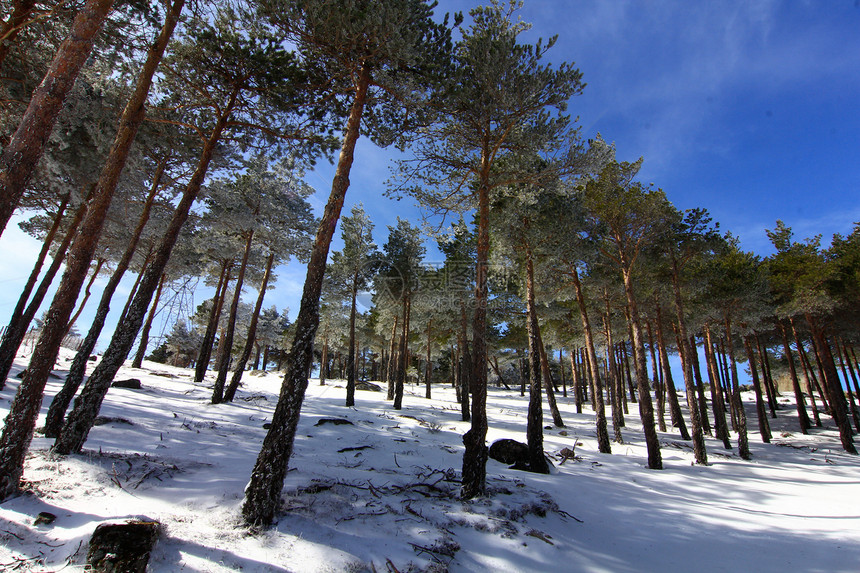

left=1, top=347, right=859, bottom=572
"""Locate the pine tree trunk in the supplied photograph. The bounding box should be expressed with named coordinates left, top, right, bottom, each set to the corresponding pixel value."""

left=386, top=316, right=398, bottom=399
left=319, top=335, right=328, bottom=386
left=242, top=66, right=370, bottom=527
left=669, top=257, right=706, bottom=463
left=724, top=317, right=751, bottom=460
left=393, top=296, right=410, bottom=410
left=0, top=191, right=83, bottom=388
left=806, top=316, right=856, bottom=454
left=841, top=342, right=860, bottom=420
left=0, top=0, right=115, bottom=237
left=425, top=319, right=432, bottom=399
left=458, top=302, right=471, bottom=422
left=743, top=336, right=771, bottom=443
left=130, top=273, right=164, bottom=367
left=50, top=88, right=236, bottom=459
left=777, top=323, right=811, bottom=434
left=570, top=266, right=610, bottom=453
left=0, top=190, right=70, bottom=388
left=791, top=319, right=822, bottom=427
left=345, top=274, right=359, bottom=406
left=524, top=251, right=549, bottom=473
left=704, top=325, right=732, bottom=449
left=755, top=331, right=779, bottom=416
left=655, top=302, right=689, bottom=440
left=689, top=334, right=712, bottom=436
left=570, top=349, right=582, bottom=414
left=194, top=260, right=232, bottom=380
left=44, top=165, right=163, bottom=437
left=212, top=230, right=254, bottom=404
left=834, top=338, right=860, bottom=433
left=646, top=321, right=667, bottom=432
left=224, top=252, right=274, bottom=402
left=602, top=305, right=624, bottom=443
left=537, top=336, right=564, bottom=428
left=65, top=257, right=105, bottom=336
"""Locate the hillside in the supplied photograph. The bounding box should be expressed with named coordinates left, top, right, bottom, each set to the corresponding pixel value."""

left=2, top=348, right=859, bottom=572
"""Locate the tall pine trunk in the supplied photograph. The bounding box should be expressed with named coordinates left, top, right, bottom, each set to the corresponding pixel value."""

left=0, top=0, right=115, bottom=237
left=224, top=252, right=275, bottom=402
left=724, top=317, right=751, bottom=460
left=792, top=319, right=822, bottom=427
left=655, top=302, right=689, bottom=440
left=130, top=273, right=165, bottom=367
left=778, top=322, right=810, bottom=434
left=570, top=266, right=611, bottom=453
left=193, top=260, right=232, bottom=379
left=704, top=325, right=731, bottom=449
left=743, top=336, right=771, bottom=443
left=212, top=230, right=254, bottom=404
left=242, top=66, right=370, bottom=527
left=524, top=251, right=549, bottom=473
left=345, top=272, right=359, bottom=406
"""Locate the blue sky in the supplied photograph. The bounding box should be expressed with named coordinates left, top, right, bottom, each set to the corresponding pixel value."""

left=1, top=0, right=858, bottom=352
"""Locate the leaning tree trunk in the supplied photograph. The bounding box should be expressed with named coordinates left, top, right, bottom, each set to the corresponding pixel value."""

left=44, top=167, right=163, bottom=437
left=670, top=256, right=707, bottom=464
left=524, top=251, right=549, bottom=473
left=65, top=257, right=105, bottom=336
left=50, top=88, right=236, bottom=459
left=655, top=302, right=690, bottom=441
left=834, top=338, right=860, bottom=433
left=0, top=190, right=86, bottom=388
left=791, top=319, right=822, bottom=427
left=755, top=331, right=778, bottom=417
left=538, top=336, right=564, bottom=428
left=0, top=0, right=116, bottom=237
left=130, top=273, right=165, bottom=367
left=570, top=265, right=611, bottom=454
left=689, top=335, right=712, bottom=436
left=646, top=321, right=667, bottom=432
left=212, top=229, right=254, bottom=404
left=704, top=325, right=732, bottom=449
left=724, top=316, right=751, bottom=460
left=242, top=66, right=370, bottom=527
left=224, top=252, right=275, bottom=402
left=0, top=0, right=184, bottom=501
left=806, top=315, right=856, bottom=454
left=743, top=336, right=772, bottom=444
left=193, top=260, right=232, bottom=380
left=778, top=322, right=811, bottom=434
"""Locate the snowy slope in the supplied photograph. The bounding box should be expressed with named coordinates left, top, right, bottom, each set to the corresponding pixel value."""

left=1, top=348, right=859, bottom=572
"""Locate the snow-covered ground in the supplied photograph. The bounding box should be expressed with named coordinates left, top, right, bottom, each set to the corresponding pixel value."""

left=2, top=347, right=859, bottom=572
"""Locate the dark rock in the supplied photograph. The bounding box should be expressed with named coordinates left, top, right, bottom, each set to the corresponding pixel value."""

left=89, top=355, right=98, bottom=362
left=489, top=439, right=529, bottom=465
left=87, top=520, right=160, bottom=573
left=355, top=380, right=383, bottom=392
left=15, top=369, right=26, bottom=378
left=34, top=511, right=56, bottom=525
left=94, top=416, right=134, bottom=427
left=112, top=379, right=142, bottom=389
left=314, top=418, right=354, bottom=427
left=263, top=423, right=272, bottom=429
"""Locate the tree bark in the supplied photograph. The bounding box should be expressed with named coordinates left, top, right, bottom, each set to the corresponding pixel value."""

left=212, top=230, right=254, bottom=404
left=345, top=272, right=359, bottom=406
left=602, top=303, right=624, bottom=443
left=778, top=322, right=810, bottom=435
left=646, top=320, right=667, bottom=432
left=193, top=260, right=232, bottom=380
left=655, top=302, right=689, bottom=440
left=0, top=191, right=80, bottom=389
left=0, top=0, right=116, bottom=237
left=743, top=336, right=771, bottom=443
left=224, top=252, right=275, bottom=402
left=524, top=251, right=549, bottom=473
left=130, top=272, right=164, bottom=367
left=424, top=319, right=432, bottom=399
left=242, top=66, right=370, bottom=526
left=570, top=266, right=610, bottom=453
left=65, top=257, right=105, bottom=336
left=834, top=338, right=860, bottom=433
left=385, top=316, right=398, bottom=399
left=704, top=324, right=732, bottom=449
left=44, top=164, right=163, bottom=437
left=791, top=319, right=822, bottom=427
left=689, top=335, right=712, bottom=436
left=0, top=0, right=39, bottom=67
left=755, top=331, right=778, bottom=417
left=393, top=295, right=410, bottom=410
left=805, top=315, right=856, bottom=454
left=724, top=317, right=751, bottom=460
left=50, top=87, right=236, bottom=459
